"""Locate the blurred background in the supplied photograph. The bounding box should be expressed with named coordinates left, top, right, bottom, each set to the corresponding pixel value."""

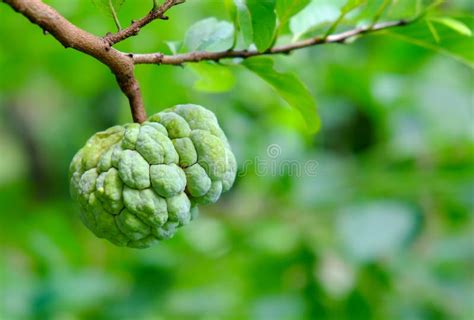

left=0, top=1, right=473, bottom=319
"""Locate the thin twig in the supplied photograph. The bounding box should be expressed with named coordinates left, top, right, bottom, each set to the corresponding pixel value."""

left=108, top=0, right=122, bottom=31
left=104, top=0, right=185, bottom=46
left=323, top=11, right=346, bottom=40
left=132, top=19, right=410, bottom=65
left=369, top=0, right=391, bottom=29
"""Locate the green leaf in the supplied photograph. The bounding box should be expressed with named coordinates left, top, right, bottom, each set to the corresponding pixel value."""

left=188, top=63, right=236, bottom=93
left=324, top=0, right=366, bottom=38
left=276, top=0, right=311, bottom=28
left=247, top=0, right=277, bottom=51
left=224, top=0, right=239, bottom=48
left=341, top=0, right=366, bottom=14
left=234, top=0, right=254, bottom=48
left=289, top=0, right=345, bottom=39
left=184, top=18, right=235, bottom=52
left=242, top=57, right=320, bottom=133
left=429, top=17, right=473, bottom=37
left=386, top=16, right=474, bottom=67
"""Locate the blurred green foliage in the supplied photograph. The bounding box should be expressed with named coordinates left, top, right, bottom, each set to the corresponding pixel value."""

left=0, top=0, right=473, bottom=319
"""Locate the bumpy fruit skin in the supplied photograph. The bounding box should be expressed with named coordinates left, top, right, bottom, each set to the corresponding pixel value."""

left=69, top=104, right=237, bottom=248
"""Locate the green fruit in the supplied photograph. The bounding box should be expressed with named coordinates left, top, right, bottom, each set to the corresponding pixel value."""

left=70, top=104, right=237, bottom=248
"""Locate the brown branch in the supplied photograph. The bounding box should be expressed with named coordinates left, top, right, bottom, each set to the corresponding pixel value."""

left=104, top=0, right=186, bottom=46
left=3, top=0, right=147, bottom=123
left=132, top=19, right=409, bottom=65
left=2, top=0, right=410, bottom=124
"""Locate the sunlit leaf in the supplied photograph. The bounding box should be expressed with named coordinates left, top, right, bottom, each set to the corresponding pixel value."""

left=349, top=0, right=420, bottom=26
left=166, top=41, right=182, bottom=55
left=289, top=0, right=345, bottom=39
left=324, top=0, right=366, bottom=37
left=242, top=57, right=320, bottom=133
left=386, top=0, right=418, bottom=18
left=224, top=0, right=237, bottom=21
left=386, top=16, right=474, bottom=67
left=276, top=0, right=311, bottom=29
left=184, top=18, right=235, bottom=52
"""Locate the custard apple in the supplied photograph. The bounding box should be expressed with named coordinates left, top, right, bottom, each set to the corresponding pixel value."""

left=69, top=104, right=237, bottom=248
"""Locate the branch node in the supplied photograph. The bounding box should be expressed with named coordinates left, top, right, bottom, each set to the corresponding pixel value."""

left=103, top=0, right=186, bottom=46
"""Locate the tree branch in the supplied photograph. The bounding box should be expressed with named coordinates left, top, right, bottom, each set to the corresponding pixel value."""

left=3, top=0, right=147, bottom=123
left=2, top=0, right=411, bottom=124
left=104, top=0, right=186, bottom=46
left=132, top=19, right=409, bottom=65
